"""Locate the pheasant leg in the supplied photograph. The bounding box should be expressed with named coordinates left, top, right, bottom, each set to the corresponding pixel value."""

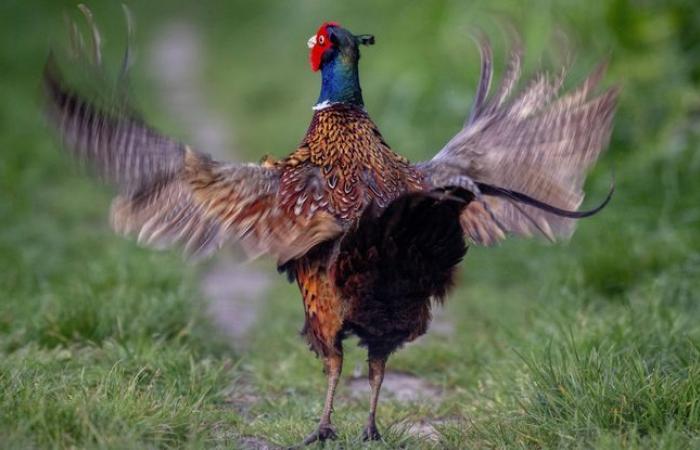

left=362, top=356, right=386, bottom=441
left=300, top=353, right=343, bottom=446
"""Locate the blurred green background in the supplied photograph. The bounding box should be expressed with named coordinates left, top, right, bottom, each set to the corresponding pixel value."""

left=1, top=0, right=699, bottom=448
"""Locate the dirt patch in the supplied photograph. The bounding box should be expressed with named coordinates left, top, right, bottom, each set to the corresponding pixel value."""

left=202, top=258, right=270, bottom=347
left=346, top=371, right=443, bottom=403
left=429, top=305, right=455, bottom=337
left=224, top=374, right=262, bottom=415
left=211, top=424, right=280, bottom=450
left=238, top=436, right=281, bottom=450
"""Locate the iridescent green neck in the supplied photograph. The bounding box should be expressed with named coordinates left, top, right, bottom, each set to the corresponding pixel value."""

left=317, top=51, right=363, bottom=107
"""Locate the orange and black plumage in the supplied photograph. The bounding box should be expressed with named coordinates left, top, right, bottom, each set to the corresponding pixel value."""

left=43, top=11, right=617, bottom=445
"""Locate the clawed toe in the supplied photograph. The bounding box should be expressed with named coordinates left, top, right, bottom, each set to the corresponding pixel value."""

left=298, top=425, right=338, bottom=447
left=317, top=425, right=338, bottom=441
left=361, top=424, right=381, bottom=441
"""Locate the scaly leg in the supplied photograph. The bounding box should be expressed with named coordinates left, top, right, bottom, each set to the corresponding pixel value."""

left=362, top=356, right=387, bottom=441
left=301, top=352, right=343, bottom=446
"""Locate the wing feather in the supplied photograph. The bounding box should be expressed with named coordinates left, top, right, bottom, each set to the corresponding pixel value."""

left=44, top=60, right=341, bottom=262
left=466, top=32, right=493, bottom=125
left=421, top=34, right=617, bottom=245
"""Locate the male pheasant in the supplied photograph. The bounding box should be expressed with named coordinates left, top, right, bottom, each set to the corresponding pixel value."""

left=44, top=12, right=617, bottom=445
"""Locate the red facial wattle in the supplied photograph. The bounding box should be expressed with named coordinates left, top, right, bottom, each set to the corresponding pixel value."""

left=309, top=22, right=339, bottom=72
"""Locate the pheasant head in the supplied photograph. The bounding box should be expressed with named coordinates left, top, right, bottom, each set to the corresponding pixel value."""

left=307, top=22, right=374, bottom=107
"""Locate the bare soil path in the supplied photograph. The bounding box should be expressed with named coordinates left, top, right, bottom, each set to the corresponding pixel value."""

left=149, top=21, right=271, bottom=347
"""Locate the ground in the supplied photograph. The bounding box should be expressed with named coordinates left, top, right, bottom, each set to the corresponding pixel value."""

left=1, top=0, right=700, bottom=449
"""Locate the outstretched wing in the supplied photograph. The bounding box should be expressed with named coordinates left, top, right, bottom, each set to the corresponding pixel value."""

left=418, top=35, right=618, bottom=245
left=43, top=60, right=341, bottom=262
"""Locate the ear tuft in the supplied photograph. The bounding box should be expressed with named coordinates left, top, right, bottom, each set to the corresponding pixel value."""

left=357, top=34, right=375, bottom=46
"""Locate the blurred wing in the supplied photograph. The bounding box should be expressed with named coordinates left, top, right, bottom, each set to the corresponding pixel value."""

left=43, top=60, right=341, bottom=262
left=420, top=35, right=618, bottom=245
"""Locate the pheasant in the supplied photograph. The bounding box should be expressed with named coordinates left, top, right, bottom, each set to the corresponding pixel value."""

left=44, top=10, right=617, bottom=446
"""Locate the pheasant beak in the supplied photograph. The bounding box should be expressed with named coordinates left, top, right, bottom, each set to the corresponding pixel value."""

left=307, top=35, right=317, bottom=49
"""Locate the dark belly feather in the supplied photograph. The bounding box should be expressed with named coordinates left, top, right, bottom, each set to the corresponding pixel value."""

left=332, top=192, right=469, bottom=357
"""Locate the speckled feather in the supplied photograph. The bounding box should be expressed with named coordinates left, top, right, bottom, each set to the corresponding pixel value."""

left=278, top=103, right=424, bottom=222
left=276, top=103, right=429, bottom=356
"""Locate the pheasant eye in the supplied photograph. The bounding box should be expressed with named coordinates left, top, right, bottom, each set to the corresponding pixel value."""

left=318, top=35, right=325, bottom=45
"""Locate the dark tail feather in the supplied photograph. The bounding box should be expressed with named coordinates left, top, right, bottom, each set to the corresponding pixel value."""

left=476, top=177, right=614, bottom=219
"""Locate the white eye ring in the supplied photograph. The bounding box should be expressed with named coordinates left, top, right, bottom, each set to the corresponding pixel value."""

left=318, top=35, right=325, bottom=45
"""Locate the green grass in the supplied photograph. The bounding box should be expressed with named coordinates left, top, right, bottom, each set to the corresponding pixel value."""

left=2, top=0, right=700, bottom=448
